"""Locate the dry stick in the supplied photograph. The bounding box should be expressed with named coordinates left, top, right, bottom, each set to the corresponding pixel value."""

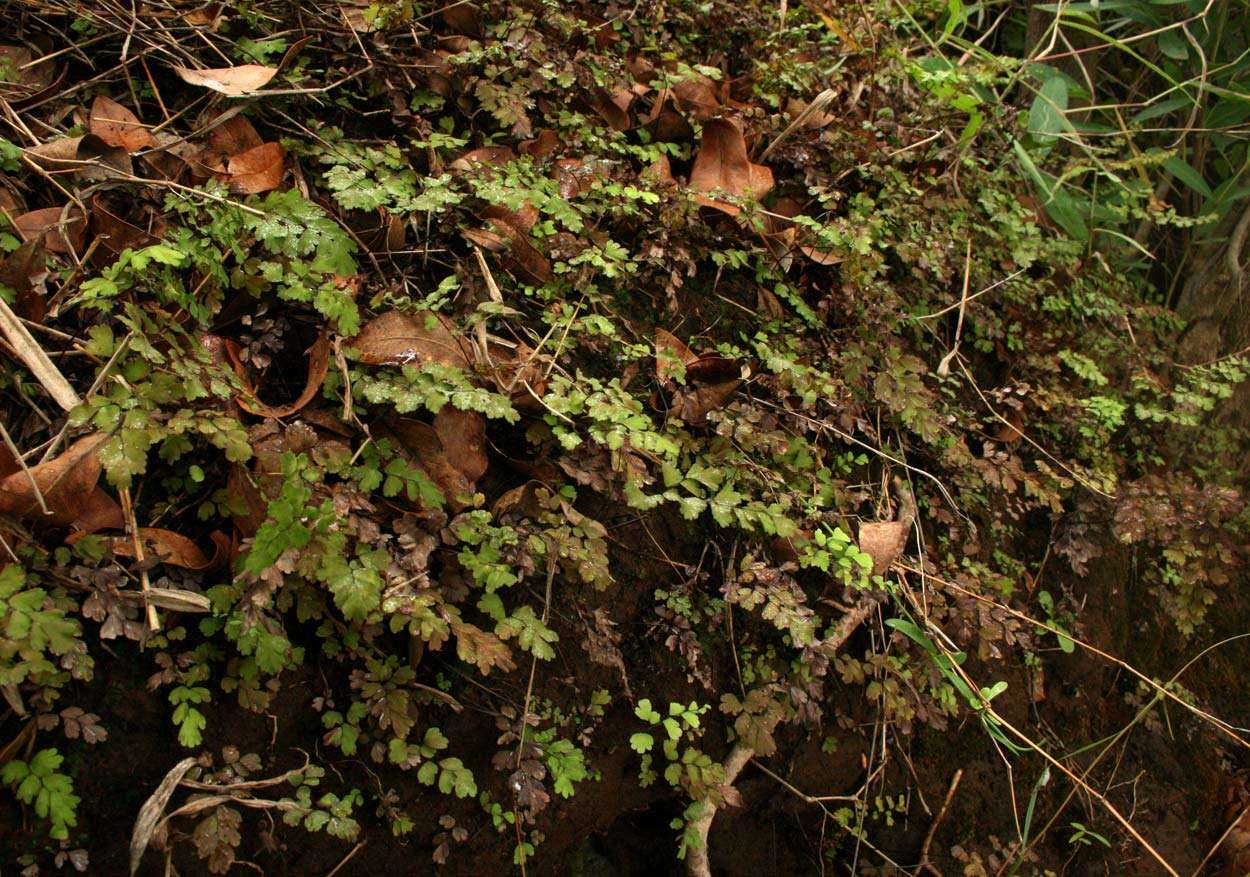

left=915, top=769, right=963, bottom=876
left=118, top=487, right=160, bottom=633
left=0, top=296, right=80, bottom=411
left=899, top=588, right=1181, bottom=877
left=935, top=240, right=972, bottom=377
left=324, top=840, right=367, bottom=877
left=688, top=595, right=880, bottom=877
left=907, top=565, right=1250, bottom=750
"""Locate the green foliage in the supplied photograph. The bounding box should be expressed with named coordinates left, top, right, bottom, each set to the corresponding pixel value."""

left=2, top=749, right=80, bottom=840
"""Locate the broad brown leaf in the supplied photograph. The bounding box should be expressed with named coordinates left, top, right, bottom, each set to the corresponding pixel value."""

left=433, top=407, right=488, bottom=481
left=0, top=434, right=107, bottom=525
left=858, top=520, right=909, bottom=576
left=173, top=64, right=277, bottom=96
left=351, top=311, right=472, bottom=369
left=689, top=118, right=774, bottom=216
left=231, top=333, right=331, bottom=419
left=223, top=142, right=285, bottom=194
left=89, top=96, right=155, bottom=152
left=13, top=207, right=86, bottom=255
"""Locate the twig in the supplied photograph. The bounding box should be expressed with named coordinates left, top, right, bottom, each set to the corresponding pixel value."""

left=324, top=840, right=366, bottom=877
left=915, top=768, right=963, bottom=876
left=0, top=295, right=80, bottom=411
left=936, top=240, right=972, bottom=377
left=118, top=487, right=160, bottom=633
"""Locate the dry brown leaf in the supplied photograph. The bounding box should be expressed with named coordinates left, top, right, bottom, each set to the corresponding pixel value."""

left=90, top=195, right=163, bottom=262
left=433, top=407, right=488, bottom=482
left=479, top=206, right=552, bottom=285
left=71, top=487, right=125, bottom=534
left=129, top=757, right=199, bottom=875
left=587, top=86, right=632, bottom=131
left=0, top=45, right=60, bottom=106
left=655, top=329, right=697, bottom=381
left=1, top=238, right=48, bottom=321
left=25, top=135, right=132, bottom=180
left=113, top=528, right=214, bottom=570
left=858, top=520, right=909, bottom=576
left=387, top=419, right=474, bottom=511
left=689, top=118, right=774, bottom=216
left=13, top=207, right=86, bottom=255
left=0, top=434, right=106, bottom=526
left=672, top=74, right=721, bottom=120
left=519, top=129, right=560, bottom=160
left=672, top=379, right=741, bottom=424
left=351, top=312, right=471, bottom=369
left=450, top=146, right=516, bottom=171
left=222, top=142, right=285, bottom=194
left=173, top=64, right=277, bottom=96
left=232, top=333, right=331, bottom=418
left=89, top=96, right=155, bottom=152
left=644, top=94, right=695, bottom=143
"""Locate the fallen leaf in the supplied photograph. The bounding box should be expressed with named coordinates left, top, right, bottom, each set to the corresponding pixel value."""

left=12, top=207, right=86, bottom=255
left=90, top=195, right=163, bottom=261
left=0, top=434, right=107, bottom=525
left=351, top=311, right=472, bottom=369
left=858, top=520, right=909, bottom=576
left=655, top=329, right=697, bottom=381
left=672, top=379, right=741, bottom=424
left=689, top=118, right=774, bottom=216
left=644, top=94, right=695, bottom=142
left=113, top=528, right=225, bottom=570
left=387, top=419, right=474, bottom=511
left=89, top=96, right=155, bottom=152
left=231, top=333, right=331, bottom=418
left=519, top=129, right=560, bottom=160
left=434, top=407, right=488, bottom=481
left=173, top=64, right=278, bottom=96
left=672, top=73, right=721, bottom=120
left=0, top=45, right=60, bottom=106
left=479, top=206, right=552, bottom=285
left=25, top=134, right=132, bottom=180
left=450, top=146, right=516, bottom=172
left=222, top=142, right=285, bottom=194
left=196, top=114, right=264, bottom=171
left=0, top=238, right=48, bottom=321
left=71, top=488, right=125, bottom=534
left=587, top=86, right=631, bottom=131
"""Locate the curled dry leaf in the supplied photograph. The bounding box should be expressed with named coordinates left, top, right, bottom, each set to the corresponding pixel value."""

left=478, top=206, right=552, bottom=285
left=689, top=118, right=774, bottom=216
left=351, top=311, right=472, bottom=369
left=129, top=757, right=199, bottom=876
left=655, top=328, right=697, bottom=381
left=25, top=134, right=132, bottom=180
left=519, top=129, right=560, bottom=160
left=0, top=45, right=61, bottom=107
left=89, top=96, right=155, bottom=152
left=13, top=207, right=86, bottom=255
left=91, top=195, right=163, bottom=262
left=71, top=488, right=125, bottom=535
left=173, top=64, right=278, bottom=96
left=672, top=73, right=721, bottom=120
left=222, top=142, right=285, bottom=194
left=644, top=94, right=695, bottom=143
left=858, top=520, right=909, bottom=576
left=200, top=114, right=263, bottom=169
left=112, top=527, right=228, bottom=571
left=0, top=434, right=107, bottom=526
left=231, top=333, right=331, bottom=419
